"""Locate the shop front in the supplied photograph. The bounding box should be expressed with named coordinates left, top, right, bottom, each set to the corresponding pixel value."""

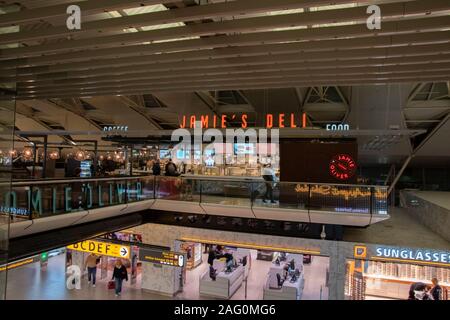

left=346, top=245, right=450, bottom=300
left=175, top=238, right=329, bottom=300
left=66, top=232, right=143, bottom=290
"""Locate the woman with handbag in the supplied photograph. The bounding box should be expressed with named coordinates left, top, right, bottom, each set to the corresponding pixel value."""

left=111, top=259, right=128, bottom=297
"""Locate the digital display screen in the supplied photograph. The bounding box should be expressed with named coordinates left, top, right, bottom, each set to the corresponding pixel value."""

left=234, top=143, right=255, bottom=155
left=159, top=149, right=171, bottom=159
left=176, top=149, right=190, bottom=159
left=80, top=160, right=92, bottom=177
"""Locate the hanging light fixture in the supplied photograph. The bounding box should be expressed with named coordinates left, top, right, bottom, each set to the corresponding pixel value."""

left=9, top=149, right=18, bottom=158
left=22, top=147, right=34, bottom=160
left=49, top=150, right=60, bottom=160
left=75, top=149, right=86, bottom=161
left=99, top=154, right=105, bottom=161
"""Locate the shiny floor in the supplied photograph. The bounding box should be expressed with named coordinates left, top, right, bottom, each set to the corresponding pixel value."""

left=6, top=250, right=328, bottom=300
left=6, top=253, right=169, bottom=300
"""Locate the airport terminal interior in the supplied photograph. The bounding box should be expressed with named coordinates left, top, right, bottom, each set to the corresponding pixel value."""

left=0, top=0, right=449, bottom=301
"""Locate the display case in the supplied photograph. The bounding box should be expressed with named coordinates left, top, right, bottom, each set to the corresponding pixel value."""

left=199, top=265, right=244, bottom=299
left=257, top=250, right=274, bottom=261
left=346, top=260, right=450, bottom=300
left=181, top=242, right=202, bottom=270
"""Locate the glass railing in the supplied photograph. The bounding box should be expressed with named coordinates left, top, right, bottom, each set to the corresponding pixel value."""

left=0, top=175, right=388, bottom=222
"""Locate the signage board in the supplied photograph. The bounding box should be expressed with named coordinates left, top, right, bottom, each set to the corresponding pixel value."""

left=67, top=240, right=130, bottom=259
left=0, top=255, right=40, bottom=272
left=353, top=245, right=450, bottom=266
left=139, top=247, right=185, bottom=267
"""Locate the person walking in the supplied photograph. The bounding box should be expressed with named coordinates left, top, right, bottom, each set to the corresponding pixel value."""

left=84, top=253, right=99, bottom=287
left=112, top=259, right=128, bottom=297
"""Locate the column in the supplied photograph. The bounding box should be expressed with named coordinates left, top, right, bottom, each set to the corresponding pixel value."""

left=141, top=263, right=181, bottom=296
left=326, top=241, right=348, bottom=300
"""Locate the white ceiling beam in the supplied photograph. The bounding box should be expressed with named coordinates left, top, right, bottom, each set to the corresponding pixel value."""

left=1, top=32, right=450, bottom=80
left=0, top=0, right=360, bottom=43
left=16, top=59, right=450, bottom=91
left=15, top=73, right=450, bottom=100
left=1, top=0, right=449, bottom=59
left=14, top=50, right=450, bottom=87
left=2, top=16, right=448, bottom=68
left=0, top=0, right=174, bottom=26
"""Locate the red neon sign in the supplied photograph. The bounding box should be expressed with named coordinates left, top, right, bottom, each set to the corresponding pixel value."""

left=329, top=154, right=357, bottom=181
left=179, top=113, right=308, bottom=129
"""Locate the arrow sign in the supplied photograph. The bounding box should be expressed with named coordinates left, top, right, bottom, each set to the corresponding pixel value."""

left=120, top=247, right=128, bottom=257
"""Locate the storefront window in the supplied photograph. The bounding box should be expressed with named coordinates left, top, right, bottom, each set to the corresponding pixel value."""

left=345, top=259, right=450, bottom=300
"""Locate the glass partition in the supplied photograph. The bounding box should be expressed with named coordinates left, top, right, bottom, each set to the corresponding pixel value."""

left=4, top=177, right=388, bottom=221
left=0, top=91, right=16, bottom=300
left=199, top=179, right=252, bottom=207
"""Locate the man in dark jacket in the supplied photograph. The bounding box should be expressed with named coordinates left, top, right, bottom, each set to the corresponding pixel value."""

left=165, top=159, right=178, bottom=176
left=430, top=278, right=442, bottom=300
left=152, top=159, right=161, bottom=175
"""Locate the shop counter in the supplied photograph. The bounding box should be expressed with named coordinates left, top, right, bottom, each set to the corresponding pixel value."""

left=199, top=265, right=245, bottom=299
left=263, top=274, right=304, bottom=300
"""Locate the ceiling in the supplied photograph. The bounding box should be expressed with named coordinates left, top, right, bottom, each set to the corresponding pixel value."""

left=0, top=0, right=449, bottom=166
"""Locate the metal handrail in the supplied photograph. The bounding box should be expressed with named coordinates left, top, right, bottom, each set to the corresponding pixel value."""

left=6, top=174, right=388, bottom=190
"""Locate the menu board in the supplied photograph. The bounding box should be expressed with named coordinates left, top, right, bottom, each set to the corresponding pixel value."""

left=80, top=160, right=92, bottom=177
left=234, top=143, right=255, bottom=155
left=139, top=247, right=185, bottom=267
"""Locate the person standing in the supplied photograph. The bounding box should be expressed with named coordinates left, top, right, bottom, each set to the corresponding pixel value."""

left=430, top=278, right=442, bottom=300
left=152, top=159, right=161, bottom=176
left=165, top=158, right=178, bottom=176
left=84, top=253, right=99, bottom=287
left=262, top=163, right=276, bottom=203
left=112, top=259, right=128, bottom=297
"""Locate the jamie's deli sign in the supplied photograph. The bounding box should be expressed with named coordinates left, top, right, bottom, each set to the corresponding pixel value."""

left=179, top=113, right=308, bottom=129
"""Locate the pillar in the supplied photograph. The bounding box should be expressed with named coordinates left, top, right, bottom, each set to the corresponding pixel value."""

left=141, top=263, right=181, bottom=296
left=327, top=241, right=348, bottom=300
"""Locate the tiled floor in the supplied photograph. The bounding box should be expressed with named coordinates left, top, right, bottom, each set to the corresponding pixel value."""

left=6, top=254, right=168, bottom=300
left=6, top=250, right=329, bottom=300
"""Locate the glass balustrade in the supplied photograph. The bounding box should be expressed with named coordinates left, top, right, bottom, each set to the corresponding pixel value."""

left=0, top=176, right=388, bottom=223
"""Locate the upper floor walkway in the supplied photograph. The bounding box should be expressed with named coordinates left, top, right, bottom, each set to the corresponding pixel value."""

left=0, top=175, right=389, bottom=238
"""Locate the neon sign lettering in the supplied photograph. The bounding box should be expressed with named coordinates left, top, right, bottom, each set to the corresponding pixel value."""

left=294, top=184, right=386, bottom=200
left=179, top=113, right=308, bottom=129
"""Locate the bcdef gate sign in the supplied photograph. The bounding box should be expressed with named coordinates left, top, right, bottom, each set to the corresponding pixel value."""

left=67, top=240, right=130, bottom=259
